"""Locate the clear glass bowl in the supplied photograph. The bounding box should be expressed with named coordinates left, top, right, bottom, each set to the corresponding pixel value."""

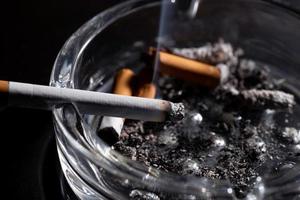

left=50, top=0, right=300, bottom=199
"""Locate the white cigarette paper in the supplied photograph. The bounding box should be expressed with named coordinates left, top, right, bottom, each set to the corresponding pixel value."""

left=98, top=68, right=135, bottom=142
left=99, top=84, right=157, bottom=143
left=99, top=116, right=125, bottom=139
left=7, top=81, right=184, bottom=122
left=98, top=115, right=130, bottom=145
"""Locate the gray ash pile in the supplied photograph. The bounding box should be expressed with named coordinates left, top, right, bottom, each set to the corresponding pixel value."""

left=112, top=40, right=299, bottom=198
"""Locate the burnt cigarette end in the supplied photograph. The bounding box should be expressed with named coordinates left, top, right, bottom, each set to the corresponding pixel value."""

left=217, top=64, right=229, bottom=83
left=241, top=89, right=296, bottom=109
left=97, top=127, right=120, bottom=146
left=169, top=103, right=185, bottom=121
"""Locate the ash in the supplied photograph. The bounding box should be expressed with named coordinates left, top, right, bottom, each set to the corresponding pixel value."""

left=129, top=190, right=160, bottom=200
left=240, top=89, right=295, bottom=109
left=113, top=40, right=299, bottom=199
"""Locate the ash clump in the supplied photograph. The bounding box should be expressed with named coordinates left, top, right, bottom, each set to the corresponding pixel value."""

left=281, top=127, right=300, bottom=144
left=240, top=89, right=295, bottom=109
left=113, top=40, right=299, bottom=199
left=169, top=102, right=185, bottom=121
left=129, top=190, right=160, bottom=200
left=172, top=39, right=242, bottom=66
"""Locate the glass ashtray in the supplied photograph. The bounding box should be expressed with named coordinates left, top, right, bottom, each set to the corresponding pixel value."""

left=51, top=0, right=300, bottom=199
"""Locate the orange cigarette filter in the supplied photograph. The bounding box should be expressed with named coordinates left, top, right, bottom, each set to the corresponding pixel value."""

left=134, top=66, right=156, bottom=99
left=113, top=68, right=156, bottom=98
left=0, top=80, right=8, bottom=106
left=0, top=80, right=9, bottom=93
left=149, top=47, right=221, bottom=88
left=113, top=68, right=135, bottom=96
left=135, top=83, right=156, bottom=98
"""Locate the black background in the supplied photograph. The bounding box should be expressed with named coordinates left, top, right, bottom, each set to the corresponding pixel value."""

left=1, top=1, right=123, bottom=199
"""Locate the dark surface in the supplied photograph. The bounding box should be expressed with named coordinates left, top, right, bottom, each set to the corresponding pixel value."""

left=1, top=1, right=123, bottom=199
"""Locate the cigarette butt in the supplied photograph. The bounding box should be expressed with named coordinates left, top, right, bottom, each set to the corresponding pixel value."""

left=134, top=67, right=156, bottom=99
left=99, top=67, right=157, bottom=145
left=113, top=68, right=135, bottom=95
left=98, top=117, right=125, bottom=146
left=149, top=47, right=221, bottom=88
left=135, top=83, right=156, bottom=98
left=99, top=68, right=135, bottom=145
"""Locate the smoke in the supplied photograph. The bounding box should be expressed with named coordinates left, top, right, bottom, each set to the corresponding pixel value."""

left=152, top=0, right=202, bottom=82
left=152, top=0, right=177, bottom=82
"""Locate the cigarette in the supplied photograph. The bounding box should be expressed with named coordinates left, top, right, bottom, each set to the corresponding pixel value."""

left=111, top=68, right=135, bottom=96
left=148, top=47, right=229, bottom=88
left=99, top=68, right=135, bottom=145
left=99, top=68, right=157, bottom=145
left=0, top=80, right=184, bottom=121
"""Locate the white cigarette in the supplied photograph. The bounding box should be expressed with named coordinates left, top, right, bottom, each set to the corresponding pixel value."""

left=0, top=80, right=184, bottom=122
left=98, top=68, right=135, bottom=144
